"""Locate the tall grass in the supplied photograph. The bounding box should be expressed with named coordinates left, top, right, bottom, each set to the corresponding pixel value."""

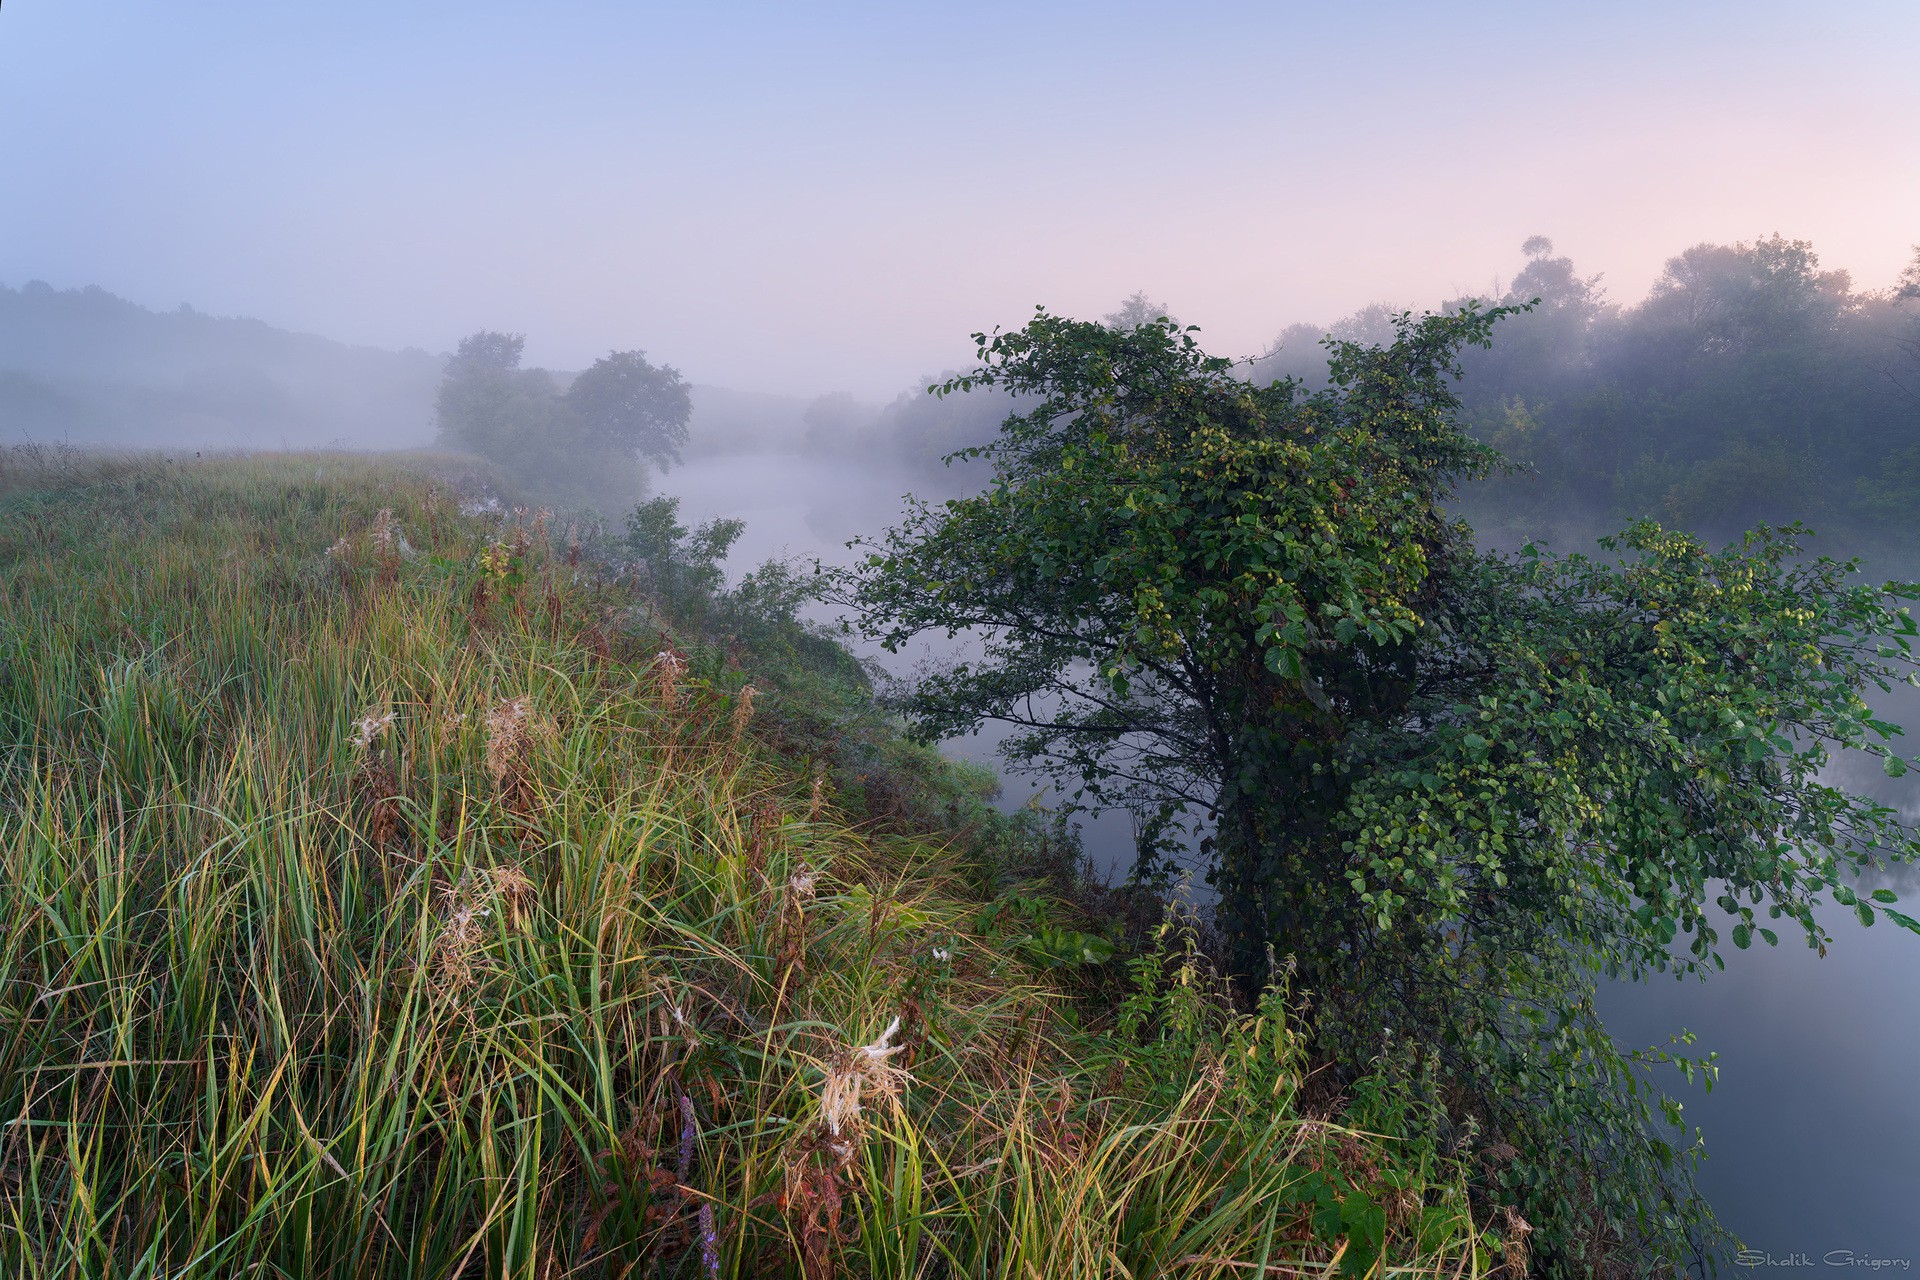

left=0, top=450, right=1505, bottom=1277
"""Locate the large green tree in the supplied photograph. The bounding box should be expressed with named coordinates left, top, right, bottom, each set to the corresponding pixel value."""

left=845, top=307, right=1920, bottom=1271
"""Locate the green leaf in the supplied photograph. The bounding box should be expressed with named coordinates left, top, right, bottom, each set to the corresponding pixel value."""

left=1884, top=754, right=1909, bottom=778
left=1871, top=888, right=1899, bottom=904
left=1266, top=647, right=1304, bottom=680
left=1338, top=1193, right=1386, bottom=1276
left=1731, top=924, right=1751, bottom=949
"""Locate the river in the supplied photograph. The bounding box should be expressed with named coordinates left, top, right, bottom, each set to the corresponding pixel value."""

left=664, top=447, right=1920, bottom=1263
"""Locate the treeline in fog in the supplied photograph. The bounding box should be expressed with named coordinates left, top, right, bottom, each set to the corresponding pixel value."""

left=10, top=233, right=1918, bottom=561
left=1256, top=235, right=1920, bottom=551
left=682, top=233, right=1920, bottom=561
left=431, top=331, right=690, bottom=513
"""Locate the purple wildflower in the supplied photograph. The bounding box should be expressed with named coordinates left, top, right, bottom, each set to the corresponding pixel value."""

left=698, top=1202, right=720, bottom=1278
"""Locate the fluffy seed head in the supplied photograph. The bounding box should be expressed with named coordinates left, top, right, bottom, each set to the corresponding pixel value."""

left=655, top=649, right=686, bottom=710
left=729, top=685, right=757, bottom=738
left=433, top=879, right=491, bottom=989
left=351, top=709, right=395, bottom=752
left=370, top=508, right=398, bottom=553
left=484, top=697, right=534, bottom=785
left=486, top=865, right=536, bottom=928
left=1499, top=1206, right=1534, bottom=1275
left=820, top=1016, right=909, bottom=1136
left=788, top=862, right=817, bottom=901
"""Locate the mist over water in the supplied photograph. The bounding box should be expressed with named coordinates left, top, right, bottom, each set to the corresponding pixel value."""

left=664, top=441, right=1152, bottom=872
left=663, top=399, right=1920, bottom=1261
left=1599, top=905, right=1920, bottom=1258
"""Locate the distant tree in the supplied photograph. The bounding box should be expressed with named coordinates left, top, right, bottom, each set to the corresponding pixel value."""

left=1251, top=320, right=1334, bottom=387
left=1413, top=234, right=1920, bottom=547
left=1635, top=234, right=1850, bottom=360
left=435, top=330, right=657, bottom=509
left=1251, top=305, right=1405, bottom=390
left=447, top=330, right=525, bottom=375
left=1895, top=245, right=1920, bottom=301
left=855, top=375, right=1023, bottom=487
left=1325, top=302, right=1404, bottom=348
left=434, top=331, right=554, bottom=463
left=847, top=306, right=1920, bottom=1270
left=1452, top=240, right=1610, bottom=404
left=1438, top=240, right=1615, bottom=534
left=1889, top=247, right=1920, bottom=405
left=1102, top=291, right=1176, bottom=330
left=562, top=349, right=691, bottom=469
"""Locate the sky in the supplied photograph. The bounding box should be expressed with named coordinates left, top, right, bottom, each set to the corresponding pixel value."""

left=3, top=0, right=1916, bottom=397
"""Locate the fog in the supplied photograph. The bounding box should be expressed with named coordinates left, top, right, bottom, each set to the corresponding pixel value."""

left=0, top=281, right=440, bottom=450
left=6, top=0, right=1920, bottom=1261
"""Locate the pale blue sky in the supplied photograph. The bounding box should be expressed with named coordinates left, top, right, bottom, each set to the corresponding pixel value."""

left=3, top=1, right=1915, bottom=395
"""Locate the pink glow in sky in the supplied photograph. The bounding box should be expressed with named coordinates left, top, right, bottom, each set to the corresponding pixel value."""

left=3, top=1, right=1914, bottom=395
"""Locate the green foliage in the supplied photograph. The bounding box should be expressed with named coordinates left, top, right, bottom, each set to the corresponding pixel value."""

left=0, top=450, right=1486, bottom=1276
left=1441, top=235, right=1919, bottom=547
left=848, top=307, right=1920, bottom=1271
left=974, top=892, right=1117, bottom=969
left=619, top=495, right=877, bottom=746
left=625, top=493, right=743, bottom=604
left=1101, top=922, right=1498, bottom=1279
left=844, top=303, right=1513, bottom=919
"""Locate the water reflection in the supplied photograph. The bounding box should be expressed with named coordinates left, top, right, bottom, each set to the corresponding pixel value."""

left=1598, top=898, right=1920, bottom=1257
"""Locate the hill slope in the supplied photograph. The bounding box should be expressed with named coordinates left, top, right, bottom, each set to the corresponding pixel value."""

left=0, top=450, right=1502, bottom=1277
left=0, top=282, right=445, bottom=450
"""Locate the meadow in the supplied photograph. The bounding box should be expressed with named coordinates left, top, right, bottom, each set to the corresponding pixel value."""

left=0, top=448, right=1509, bottom=1277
